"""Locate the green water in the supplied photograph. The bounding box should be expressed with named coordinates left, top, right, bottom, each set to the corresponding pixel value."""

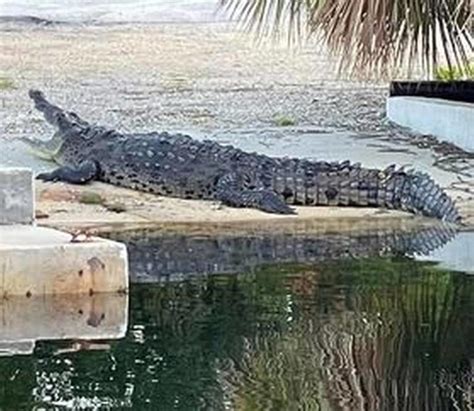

left=0, top=258, right=473, bottom=410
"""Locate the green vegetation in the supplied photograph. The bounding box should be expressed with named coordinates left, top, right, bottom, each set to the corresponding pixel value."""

left=79, top=193, right=127, bottom=212
left=435, top=62, right=474, bottom=81
left=0, top=76, right=15, bottom=90
left=274, top=115, right=296, bottom=127
left=78, top=191, right=104, bottom=205
left=219, top=0, right=472, bottom=78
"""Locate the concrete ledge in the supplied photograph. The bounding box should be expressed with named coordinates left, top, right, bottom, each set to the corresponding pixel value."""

left=0, top=293, right=128, bottom=356
left=0, top=226, right=128, bottom=296
left=0, top=168, right=34, bottom=224
left=418, top=232, right=474, bottom=275
left=387, top=97, right=474, bottom=152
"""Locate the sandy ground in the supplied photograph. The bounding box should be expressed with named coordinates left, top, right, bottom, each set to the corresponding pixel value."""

left=1, top=21, right=473, bottom=232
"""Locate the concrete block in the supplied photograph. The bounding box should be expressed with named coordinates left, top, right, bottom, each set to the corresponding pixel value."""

left=0, top=226, right=128, bottom=296
left=0, top=167, right=34, bottom=224
left=0, top=293, right=128, bottom=356
left=387, top=97, right=474, bottom=152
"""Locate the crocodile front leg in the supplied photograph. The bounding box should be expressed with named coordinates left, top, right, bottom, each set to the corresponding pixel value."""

left=36, top=160, right=99, bottom=184
left=215, top=173, right=295, bottom=214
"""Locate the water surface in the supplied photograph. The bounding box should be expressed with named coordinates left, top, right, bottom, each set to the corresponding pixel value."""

left=0, top=228, right=472, bottom=410
left=1, top=0, right=222, bottom=23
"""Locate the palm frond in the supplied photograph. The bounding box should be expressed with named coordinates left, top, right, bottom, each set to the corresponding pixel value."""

left=219, top=0, right=473, bottom=78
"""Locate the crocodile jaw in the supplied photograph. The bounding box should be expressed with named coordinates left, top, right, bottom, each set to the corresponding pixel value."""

left=20, top=131, right=64, bottom=163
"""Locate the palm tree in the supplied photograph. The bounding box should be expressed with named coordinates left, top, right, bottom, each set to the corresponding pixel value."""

left=219, top=0, right=473, bottom=79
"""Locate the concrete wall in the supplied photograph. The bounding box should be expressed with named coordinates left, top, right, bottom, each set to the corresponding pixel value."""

left=0, top=226, right=129, bottom=296
left=387, top=97, right=473, bottom=152
left=0, top=167, right=129, bottom=297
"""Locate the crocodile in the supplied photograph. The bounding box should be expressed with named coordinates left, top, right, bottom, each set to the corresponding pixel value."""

left=27, top=89, right=460, bottom=222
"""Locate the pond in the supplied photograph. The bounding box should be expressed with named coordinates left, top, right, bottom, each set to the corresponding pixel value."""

left=0, top=226, right=472, bottom=410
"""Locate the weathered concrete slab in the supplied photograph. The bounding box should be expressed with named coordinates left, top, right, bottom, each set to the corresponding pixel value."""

left=0, top=167, right=34, bottom=224
left=387, top=97, right=474, bottom=152
left=0, top=225, right=128, bottom=296
left=0, top=293, right=128, bottom=356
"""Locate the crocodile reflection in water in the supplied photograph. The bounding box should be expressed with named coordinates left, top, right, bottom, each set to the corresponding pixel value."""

left=108, top=222, right=458, bottom=281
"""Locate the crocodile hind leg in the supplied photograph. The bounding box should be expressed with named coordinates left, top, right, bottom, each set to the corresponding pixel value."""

left=215, top=173, right=295, bottom=214
left=36, top=160, right=99, bottom=184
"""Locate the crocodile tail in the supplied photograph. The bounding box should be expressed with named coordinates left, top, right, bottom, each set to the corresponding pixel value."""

left=379, top=167, right=460, bottom=223
left=277, top=162, right=461, bottom=223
